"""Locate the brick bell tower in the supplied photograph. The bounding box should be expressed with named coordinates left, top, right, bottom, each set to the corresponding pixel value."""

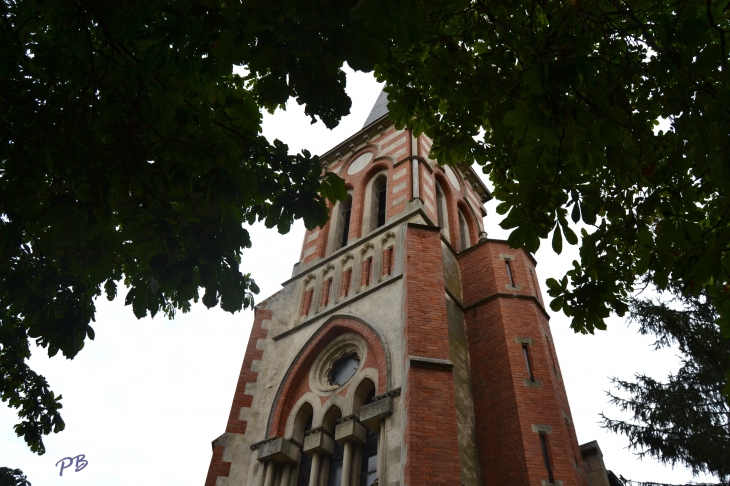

left=204, top=91, right=589, bottom=486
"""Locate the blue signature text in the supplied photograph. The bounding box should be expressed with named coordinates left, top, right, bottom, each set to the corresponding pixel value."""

left=55, top=455, right=88, bottom=476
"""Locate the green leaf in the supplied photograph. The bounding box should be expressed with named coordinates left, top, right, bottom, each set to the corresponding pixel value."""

left=552, top=226, right=563, bottom=254
left=571, top=202, right=581, bottom=224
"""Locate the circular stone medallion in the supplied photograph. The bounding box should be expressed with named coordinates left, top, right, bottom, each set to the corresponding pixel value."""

left=346, top=152, right=374, bottom=175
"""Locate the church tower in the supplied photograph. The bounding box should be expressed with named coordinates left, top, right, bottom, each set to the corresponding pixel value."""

left=204, top=92, right=589, bottom=486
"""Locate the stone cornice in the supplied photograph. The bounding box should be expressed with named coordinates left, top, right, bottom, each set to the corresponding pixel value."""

left=407, top=355, right=454, bottom=370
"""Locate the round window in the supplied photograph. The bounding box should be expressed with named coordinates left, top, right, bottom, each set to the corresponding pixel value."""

left=328, top=353, right=360, bottom=387
left=310, top=333, right=368, bottom=393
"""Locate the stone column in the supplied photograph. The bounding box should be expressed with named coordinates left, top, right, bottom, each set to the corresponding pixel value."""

left=309, top=452, right=321, bottom=486
left=304, top=428, right=335, bottom=486
left=320, top=455, right=331, bottom=486
left=280, top=463, right=293, bottom=486
left=256, top=437, right=301, bottom=486
left=263, top=461, right=277, bottom=486
left=335, top=417, right=367, bottom=486
left=350, top=443, right=363, bottom=486
left=377, top=420, right=387, bottom=484
left=412, top=158, right=420, bottom=200
left=341, top=441, right=354, bottom=486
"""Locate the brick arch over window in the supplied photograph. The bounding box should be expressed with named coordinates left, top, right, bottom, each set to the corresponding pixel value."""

left=433, top=170, right=459, bottom=248
left=456, top=200, right=479, bottom=251
left=266, top=315, right=392, bottom=437
left=355, top=161, right=392, bottom=239
left=324, top=184, right=355, bottom=256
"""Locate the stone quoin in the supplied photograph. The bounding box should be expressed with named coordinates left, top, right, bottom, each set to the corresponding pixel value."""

left=204, top=91, right=618, bottom=486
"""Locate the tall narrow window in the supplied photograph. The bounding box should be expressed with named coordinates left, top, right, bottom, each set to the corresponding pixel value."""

left=370, top=175, right=387, bottom=231
left=436, top=183, right=446, bottom=228
left=435, top=181, right=450, bottom=239
left=377, top=187, right=386, bottom=227
left=296, top=415, right=314, bottom=486
left=328, top=441, right=345, bottom=486
left=522, top=344, right=535, bottom=383
left=360, top=429, right=378, bottom=486
left=506, top=260, right=516, bottom=287
left=321, top=406, right=343, bottom=486
left=338, top=195, right=353, bottom=248
left=458, top=209, right=470, bottom=250
left=360, top=390, right=378, bottom=486
left=540, top=434, right=555, bottom=484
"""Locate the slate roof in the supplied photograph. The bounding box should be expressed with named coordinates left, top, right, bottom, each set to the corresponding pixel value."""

left=362, top=89, right=389, bottom=128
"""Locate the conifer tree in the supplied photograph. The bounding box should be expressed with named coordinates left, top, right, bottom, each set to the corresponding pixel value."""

left=601, top=289, right=730, bottom=485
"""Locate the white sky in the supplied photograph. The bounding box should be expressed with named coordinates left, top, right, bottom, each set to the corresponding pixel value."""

left=0, top=69, right=717, bottom=485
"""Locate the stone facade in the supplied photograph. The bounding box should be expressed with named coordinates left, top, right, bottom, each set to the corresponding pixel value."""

left=204, top=96, right=604, bottom=486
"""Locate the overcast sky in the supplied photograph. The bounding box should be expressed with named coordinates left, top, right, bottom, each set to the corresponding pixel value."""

left=0, top=69, right=717, bottom=485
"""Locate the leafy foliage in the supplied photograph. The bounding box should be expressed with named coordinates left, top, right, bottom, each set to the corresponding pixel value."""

left=601, top=289, right=730, bottom=484
left=3, top=0, right=730, bottom=464
left=0, top=0, right=456, bottom=455
left=377, top=0, right=730, bottom=348
left=0, top=468, right=31, bottom=486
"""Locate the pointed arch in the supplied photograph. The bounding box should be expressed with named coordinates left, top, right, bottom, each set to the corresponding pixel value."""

left=456, top=201, right=479, bottom=251
left=321, top=403, right=343, bottom=432
left=359, top=163, right=391, bottom=237
left=434, top=171, right=458, bottom=248
left=434, top=179, right=450, bottom=240
left=351, top=377, right=377, bottom=417
left=291, top=401, right=314, bottom=445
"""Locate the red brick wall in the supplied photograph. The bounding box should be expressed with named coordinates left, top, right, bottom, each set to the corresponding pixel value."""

left=402, top=224, right=462, bottom=485
left=203, top=445, right=231, bottom=486
left=458, top=241, right=587, bottom=486
left=203, top=307, right=271, bottom=486
left=300, top=127, right=414, bottom=266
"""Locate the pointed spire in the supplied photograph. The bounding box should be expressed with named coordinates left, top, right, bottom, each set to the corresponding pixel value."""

left=363, top=89, right=389, bottom=128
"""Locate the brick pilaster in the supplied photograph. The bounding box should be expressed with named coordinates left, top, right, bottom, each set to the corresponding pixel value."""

left=402, top=224, right=462, bottom=486
left=458, top=241, right=587, bottom=486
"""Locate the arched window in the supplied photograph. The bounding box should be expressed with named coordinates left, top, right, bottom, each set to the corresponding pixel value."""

left=370, top=175, right=387, bottom=231
left=352, top=378, right=376, bottom=416
left=358, top=387, right=379, bottom=486
left=322, top=405, right=344, bottom=486
left=458, top=208, right=471, bottom=251
left=336, top=194, right=353, bottom=249
left=295, top=404, right=314, bottom=486
left=435, top=181, right=450, bottom=239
